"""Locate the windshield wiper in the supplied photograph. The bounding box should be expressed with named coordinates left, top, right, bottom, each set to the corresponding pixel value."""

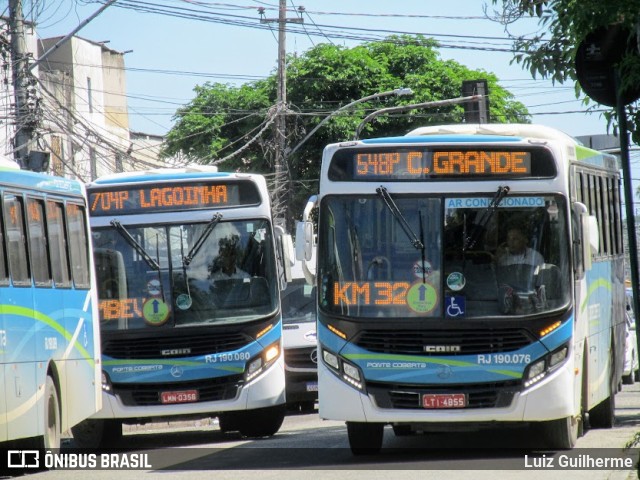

left=376, top=186, right=423, bottom=250
left=463, top=185, right=510, bottom=251
left=418, top=212, right=427, bottom=283
left=110, top=219, right=160, bottom=271
left=183, top=213, right=223, bottom=266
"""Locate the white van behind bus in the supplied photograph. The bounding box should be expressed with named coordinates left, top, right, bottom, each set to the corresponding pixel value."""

left=282, top=255, right=318, bottom=412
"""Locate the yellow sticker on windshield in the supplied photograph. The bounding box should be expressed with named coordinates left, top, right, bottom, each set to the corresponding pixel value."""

left=143, top=298, right=170, bottom=326
left=406, top=282, right=438, bottom=314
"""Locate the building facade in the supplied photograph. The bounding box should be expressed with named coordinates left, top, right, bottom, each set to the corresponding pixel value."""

left=1, top=17, right=173, bottom=179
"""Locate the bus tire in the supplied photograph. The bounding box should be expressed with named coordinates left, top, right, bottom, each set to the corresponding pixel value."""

left=37, top=376, right=61, bottom=449
left=540, top=416, right=579, bottom=449
left=347, top=422, right=384, bottom=455
left=218, top=412, right=241, bottom=433
left=71, top=419, right=122, bottom=448
left=237, top=405, right=286, bottom=438
left=623, top=348, right=637, bottom=385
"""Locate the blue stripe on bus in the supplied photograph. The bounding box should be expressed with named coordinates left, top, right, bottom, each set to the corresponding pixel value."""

left=0, top=168, right=84, bottom=195
left=318, top=317, right=573, bottom=384
left=103, top=319, right=282, bottom=383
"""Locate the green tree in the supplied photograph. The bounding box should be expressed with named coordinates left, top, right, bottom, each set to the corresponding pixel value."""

left=490, top=1, right=640, bottom=139
left=161, top=35, right=529, bottom=230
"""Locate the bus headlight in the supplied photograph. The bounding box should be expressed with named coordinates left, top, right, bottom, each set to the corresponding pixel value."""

left=244, top=341, right=281, bottom=382
left=323, top=350, right=340, bottom=370
left=523, top=344, right=569, bottom=388
left=321, top=348, right=364, bottom=391
left=525, top=360, right=546, bottom=387
left=101, top=371, right=113, bottom=393
left=549, top=346, right=568, bottom=367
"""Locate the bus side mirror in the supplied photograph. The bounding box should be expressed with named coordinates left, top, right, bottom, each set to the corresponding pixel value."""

left=274, top=226, right=293, bottom=288
left=587, top=215, right=599, bottom=254
left=296, top=195, right=318, bottom=262
left=296, top=220, right=314, bottom=261
left=581, top=212, right=599, bottom=273
left=573, top=202, right=595, bottom=278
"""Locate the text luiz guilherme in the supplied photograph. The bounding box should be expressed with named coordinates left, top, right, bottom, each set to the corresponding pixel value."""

left=524, top=454, right=633, bottom=469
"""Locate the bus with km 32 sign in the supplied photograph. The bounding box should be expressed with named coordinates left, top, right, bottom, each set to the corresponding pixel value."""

left=296, top=123, right=626, bottom=453
left=73, top=166, right=292, bottom=448
left=0, top=157, right=100, bottom=449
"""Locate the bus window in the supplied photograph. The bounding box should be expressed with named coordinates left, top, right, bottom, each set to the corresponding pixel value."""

left=67, top=203, right=91, bottom=289
left=46, top=200, right=71, bottom=287
left=27, top=197, right=51, bottom=286
left=4, top=193, right=29, bottom=285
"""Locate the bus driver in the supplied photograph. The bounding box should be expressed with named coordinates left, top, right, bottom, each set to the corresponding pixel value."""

left=210, top=235, right=250, bottom=280
left=495, top=226, right=544, bottom=267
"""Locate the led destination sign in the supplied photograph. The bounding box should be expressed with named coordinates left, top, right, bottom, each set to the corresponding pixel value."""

left=357, top=150, right=530, bottom=176
left=329, top=146, right=556, bottom=181
left=89, top=180, right=261, bottom=216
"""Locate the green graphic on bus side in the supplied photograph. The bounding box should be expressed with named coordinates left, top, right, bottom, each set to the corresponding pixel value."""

left=579, top=278, right=612, bottom=314
left=0, top=303, right=95, bottom=366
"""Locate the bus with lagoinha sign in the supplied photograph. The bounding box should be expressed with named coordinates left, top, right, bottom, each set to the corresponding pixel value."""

left=296, top=123, right=626, bottom=453
left=74, top=166, right=292, bottom=447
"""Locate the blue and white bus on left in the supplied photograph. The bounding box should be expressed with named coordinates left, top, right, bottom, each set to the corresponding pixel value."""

left=0, top=157, right=101, bottom=449
left=74, top=166, right=291, bottom=447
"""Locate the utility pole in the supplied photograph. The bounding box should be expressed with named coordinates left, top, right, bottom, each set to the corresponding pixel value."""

left=260, top=1, right=302, bottom=229
left=462, top=80, right=490, bottom=124
left=8, top=0, right=116, bottom=171
left=8, top=0, right=33, bottom=168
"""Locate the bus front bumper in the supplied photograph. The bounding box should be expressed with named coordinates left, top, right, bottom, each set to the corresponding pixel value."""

left=90, top=357, right=286, bottom=420
left=317, top=361, right=575, bottom=424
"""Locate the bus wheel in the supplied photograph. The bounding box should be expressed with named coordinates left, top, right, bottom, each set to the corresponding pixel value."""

left=38, top=376, right=61, bottom=449
left=237, top=405, right=286, bottom=438
left=540, top=416, right=579, bottom=449
left=347, top=422, right=384, bottom=455
left=71, top=419, right=122, bottom=448
left=218, top=412, right=241, bottom=433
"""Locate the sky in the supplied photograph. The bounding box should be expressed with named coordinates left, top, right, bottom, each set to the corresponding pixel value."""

left=27, top=0, right=614, bottom=139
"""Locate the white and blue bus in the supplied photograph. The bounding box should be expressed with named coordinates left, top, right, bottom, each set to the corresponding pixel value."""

left=0, top=157, right=100, bottom=449
left=297, top=124, right=626, bottom=453
left=74, top=166, right=290, bottom=447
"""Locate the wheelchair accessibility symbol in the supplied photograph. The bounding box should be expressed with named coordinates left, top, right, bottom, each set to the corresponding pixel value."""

left=446, top=296, right=465, bottom=317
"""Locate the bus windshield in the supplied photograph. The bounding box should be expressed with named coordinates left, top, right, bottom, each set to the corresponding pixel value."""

left=317, top=193, right=570, bottom=319
left=93, top=219, right=279, bottom=330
